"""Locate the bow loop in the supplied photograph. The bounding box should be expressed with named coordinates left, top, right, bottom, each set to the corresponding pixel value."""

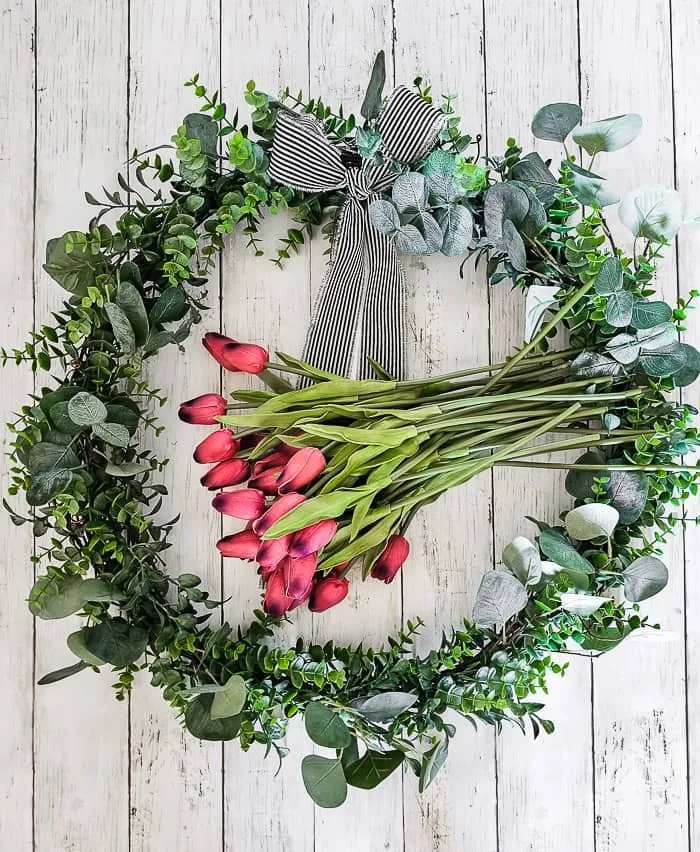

left=268, top=86, right=445, bottom=380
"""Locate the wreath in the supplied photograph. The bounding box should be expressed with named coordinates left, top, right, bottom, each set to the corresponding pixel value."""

left=5, top=53, right=700, bottom=808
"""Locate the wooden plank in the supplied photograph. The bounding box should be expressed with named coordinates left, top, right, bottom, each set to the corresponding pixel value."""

left=305, top=3, right=407, bottom=847
left=219, top=5, right=315, bottom=850
left=127, top=3, right=223, bottom=850
left=0, top=2, right=36, bottom=847
left=392, top=4, right=498, bottom=850
left=579, top=2, right=689, bottom=849
left=32, top=2, right=130, bottom=849
left=482, top=3, right=595, bottom=850
left=669, top=1, right=700, bottom=847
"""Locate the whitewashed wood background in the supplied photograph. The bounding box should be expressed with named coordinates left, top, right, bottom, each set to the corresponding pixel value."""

left=2, top=0, right=700, bottom=849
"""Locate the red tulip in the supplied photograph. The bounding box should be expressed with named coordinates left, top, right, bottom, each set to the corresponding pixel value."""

left=249, top=465, right=284, bottom=495
left=252, top=492, right=306, bottom=536
left=217, top=529, right=261, bottom=559
left=256, top=534, right=291, bottom=569
left=253, top=449, right=295, bottom=476
left=193, top=429, right=239, bottom=464
left=178, top=393, right=227, bottom=425
left=371, top=535, right=410, bottom=584
left=277, top=447, right=326, bottom=494
left=309, top=576, right=349, bottom=612
left=263, top=569, right=295, bottom=618
left=289, top=519, right=337, bottom=559
left=212, top=488, right=266, bottom=520
left=203, top=332, right=269, bottom=374
left=200, top=458, right=250, bottom=490
left=281, top=554, right=318, bottom=599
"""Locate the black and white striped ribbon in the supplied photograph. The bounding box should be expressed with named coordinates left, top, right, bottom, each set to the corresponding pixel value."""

left=269, top=86, right=444, bottom=380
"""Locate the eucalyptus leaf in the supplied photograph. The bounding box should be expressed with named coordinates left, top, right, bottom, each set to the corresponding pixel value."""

left=572, top=113, right=642, bottom=155
left=594, top=257, right=623, bottom=295
left=83, top=618, right=147, bottom=666
left=565, top=450, right=606, bottom=499
left=360, top=50, right=386, bottom=121
left=437, top=204, right=473, bottom=256
left=104, top=462, right=148, bottom=478
left=184, top=112, right=218, bottom=155
left=637, top=322, right=676, bottom=352
left=392, top=172, right=428, bottom=213
left=618, top=185, right=684, bottom=242
left=27, top=440, right=79, bottom=474
left=673, top=343, right=700, bottom=386
left=116, top=280, right=149, bottom=346
left=568, top=163, right=619, bottom=208
left=48, top=401, right=86, bottom=435
left=524, top=284, right=560, bottom=342
left=605, top=290, right=634, bottom=328
left=394, top=223, right=428, bottom=254
left=351, top=691, right=418, bottom=722
left=210, top=674, right=247, bottom=720
left=92, top=421, right=130, bottom=448
left=356, top=126, right=382, bottom=158
left=185, top=693, right=241, bottom=741
left=67, top=391, right=107, bottom=426
left=565, top=503, right=619, bottom=540
left=67, top=629, right=105, bottom=666
left=623, top=556, right=668, bottom=602
left=43, top=232, right=105, bottom=296
left=420, top=211, right=444, bottom=253
left=606, top=332, right=640, bottom=365
left=501, top=219, right=527, bottom=271
left=37, top=661, right=88, bottom=685
left=531, top=102, right=582, bottom=142
left=418, top=738, right=449, bottom=793
left=483, top=183, right=529, bottom=240
left=28, top=575, right=88, bottom=620
left=511, top=153, right=560, bottom=207
left=538, top=528, right=595, bottom=575
left=472, top=570, right=528, bottom=629
left=301, top=756, right=347, bottom=808
left=571, top=350, right=624, bottom=378
left=631, top=300, right=673, bottom=330
left=368, top=199, right=401, bottom=235
left=605, top=466, right=649, bottom=524
left=304, top=701, right=352, bottom=748
left=104, top=302, right=136, bottom=355
left=559, top=593, right=608, bottom=616
left=639, top=341, right=688, bottom=377
left=343, top=749, right=404, bottom=789
left=424, top=153, right=463, bottom=205
left=26, top=469, right=74, bottom=506
left=149, top=286, right=188, bottom=325
left=502, top=536, right=541, bottom=587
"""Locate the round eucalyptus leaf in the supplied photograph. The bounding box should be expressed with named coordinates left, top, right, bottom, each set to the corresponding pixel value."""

left=510, top=153, right=559, bottom=207
left=606, top=332, right=640, bottom=364
left=483, top=183, right=529, bottom=240
left=420, top=211, right=444, bottom=253
left=48, top=401, right=86, bottom=435
left=394, top=223, right=428, bottom=254
left=594, top=257, right=624, bottom=295
left=571, top=350, right=624, bottom=378
left=149, top=286, right=188, bottom=325
left=568, top=163, right=619, bottom=207
left=631, top=300, right=673, bottom=330
left=350, top=691, right=418, bottom=723
left=602, top=413, right=621, bottom=431
left=559, top=593, right=608, bottom=616
left=605, top=291, right=634, bottom=328
left=438, top=204, right=474, bottom=257
left=368, top=199, right=401, bottom=235
left=43, top=231, right=105, bottom=296
left=105, top=462, right=148, bottom=478
left=605, top=464, right=649, bottom=525
left=391, top=172, right=428, bottom=213
left=571, top=113, right=642, bottom=155
left=301, top=756, right=348, bottom=808
left=618, top=185, right=684, bottom=242
left=67, top=629, right=105, bottom=666
left=27, top=440, right=80, bottom=474
left=639, top=341, right=688, bottom=377
left=304, top=701, right=352, bottom=748
left=502, top=219, right=527, bottom=271
left=92, top=421, right=130, bottom=448
left=83, top=618, right=147, bottom=666
left=502, top=536, right=541, bottom=587
left=531, top=102, right=582, bottom=142
left=210, top=674, right=247, bottom=720
left=343, top=749, right=404, bottom=790
left=565, top=503, right=619, bottom=541
left=26, top=469, right=74, bottom=506
left=623, top=556, right=668, bottom=602
left=472, top=570, right=528, bottom=629
left=637, top=322, right=676, bottom=352
left=565, top=450, right=606, bottom=499
left=185, top=693, right=242, bottom=741
left=28, top=575, right=87, bottom=620
left=672, top=343, right=700, bottom=387
left=67, top=391, right=108, bottom=426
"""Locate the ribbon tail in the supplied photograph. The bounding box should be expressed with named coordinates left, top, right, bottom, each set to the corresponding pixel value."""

left=302, top=200, right=366, bottom=381
left=357, top=220, right=406, bottom=380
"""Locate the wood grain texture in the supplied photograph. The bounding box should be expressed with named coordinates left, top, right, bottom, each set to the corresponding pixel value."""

left=2, top=1, right=700, bottom=849
left=127, top=3, right=224, bottom=850
left=0, top=2, right=35, bottom=847
left=483, top=4, right=596, bottom=851
left=579, top=2, right=689, bottom=849
left=32, top=2, right=130, bottom=850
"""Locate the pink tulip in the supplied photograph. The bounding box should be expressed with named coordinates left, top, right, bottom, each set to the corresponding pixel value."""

left=252, top=492, right=306, bottom=536
left=217, top=529, right=261, bottom=559
left=281, top=554, right=318, bottom=599
left=193, top=429, right=239, bottom=464
left=371, top=535, right=410, bottom=584
left=253, top=449, right=295, bottom=476
left=212, top=488, right=265, bottom=520
left=249, top=465, right=284, bottom=495
left=309, top=576, right=349, bottom=612
left=288, top=519, right=337, bottom=559
left=256, top=534, right=291, bottom=569
left=203, top=332, right=268, bottom=374
left=263, top=569, right=295, bottom=618
left=178, top=393, right=227, bottom=425
left=277, top=447, right=326, bottom=494
left=200, top=458, right=250, bottom=490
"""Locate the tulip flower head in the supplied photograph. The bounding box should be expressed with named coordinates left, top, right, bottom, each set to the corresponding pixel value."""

left=193, top=429, right=239, bottom=464
left=281, top=554, right=318, bottom=599
left=200, top=458, right=250, bottom=490
left=277, top=447, right=326, bottom=494
left=371, top=534, right=410, bottom=584
left=309, top=576, right=349, bottom=612
left=288, top=519, right=337, bottom=559
left=252, top=492, right=306, bottom=536
left=203, top=332, right=268, bottom=374
left=217, top=529, right=261, bottom=559
left=178, top=393, right=227, bottom=425
left=263, top=569, right=295, bottom=618
left=256, top=534, right=291, bottom=569
left=212, top=488, right=266, bottom=520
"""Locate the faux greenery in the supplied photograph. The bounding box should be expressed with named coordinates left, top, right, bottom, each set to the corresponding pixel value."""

left=5, top=54, right=700, bottom=806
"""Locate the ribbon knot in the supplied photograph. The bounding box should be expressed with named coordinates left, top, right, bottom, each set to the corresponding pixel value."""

left=269, top=86, right=444, bottom=380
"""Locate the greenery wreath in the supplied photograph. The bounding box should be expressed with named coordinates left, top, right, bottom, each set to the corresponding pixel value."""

left=6, top=53, right=700, bottom=807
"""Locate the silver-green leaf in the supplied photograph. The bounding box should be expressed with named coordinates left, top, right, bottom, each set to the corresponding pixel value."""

left=472, top=570, right=528, bottom=629
left=572, top=113, right=642, bottom=155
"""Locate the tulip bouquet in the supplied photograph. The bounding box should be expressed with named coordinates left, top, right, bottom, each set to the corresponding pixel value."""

left=181, top=303, right=693, bottom=621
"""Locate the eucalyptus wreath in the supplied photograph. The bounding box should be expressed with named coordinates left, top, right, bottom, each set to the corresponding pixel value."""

left=5, top=54, right=700, bottom=807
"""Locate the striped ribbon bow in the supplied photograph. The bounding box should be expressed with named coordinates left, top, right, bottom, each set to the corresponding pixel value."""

left=269, top=86, right=445, bottom=380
